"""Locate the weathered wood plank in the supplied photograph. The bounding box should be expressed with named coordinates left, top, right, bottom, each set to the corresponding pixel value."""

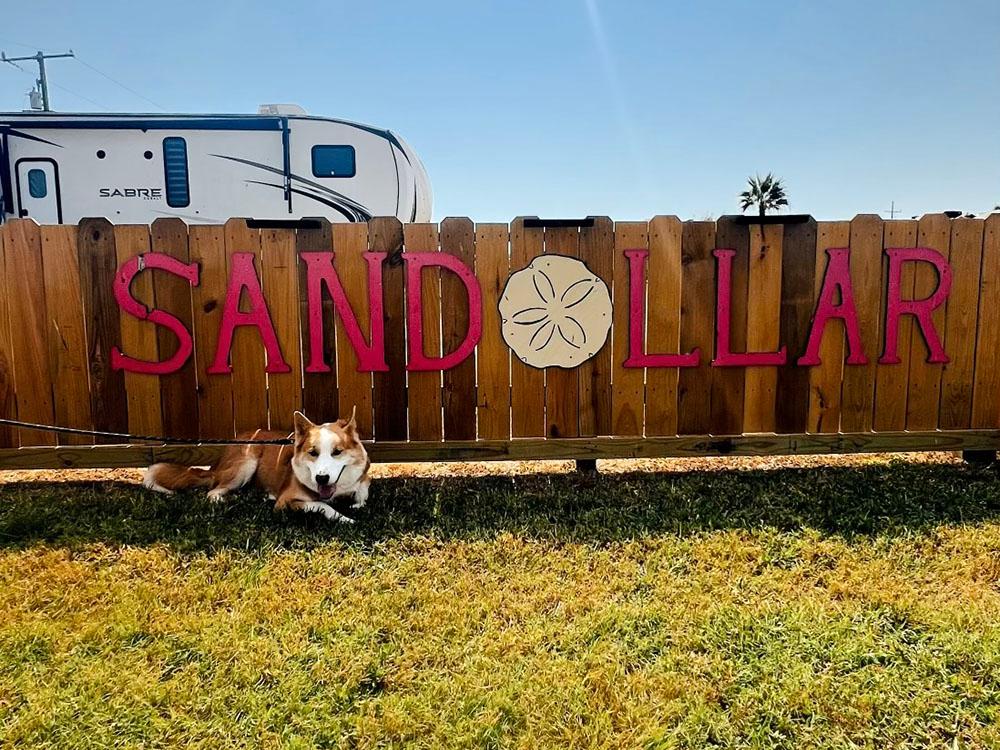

left=509, top=218, right=546, bottom=437
left=224, top=219, right=268, bottom=432
left=0, top=226, right=17, bottom=447
left=611, top=221, right=647, bottom=436
left=938, top=217, right=983, bottom=430
left=296, top=219, right=338, bottom=422
left=905, top=214, right=950, bottom=430
left=189, top=224, right=234, bottom=439
left=5, top=430, right=1000, bottom=469
left=645, top=216, right=683, bottom=436
left=972, top=214, right=1000, bottom=428
left=150, top=218, right=199, bottom=439
left=577, top=217, right=614, bottom=437
left=711, top=217, right=749, bottom=436
left=874, top=219, right=918, bottom=431
left=332, top=223, right=374, bottom=436
left=677, top=221, right=716, bottom=435
left=543, top=225, right=580, bottom=438
left=403, top=222, right=443, bottom=441
left=113, top=224, right=162, bottom=437
left=476, top=223, right=510, bottom=440
left=743, top=222, right=784, bottom=433
left=805, top=221, right=850, bottom=433
left=775, top=218, right=817, bottom=434
left=5, top=221, right=55, bottom=446
left=370, top=217, right=407, bottom=440
left=440, top=217, right=477, bottom=440
left=40, top=225, right=93, bottom=445
left=840, top=215, right=883, bottom=432
left=78, top=218, right=128, bottom=442
left=260, top=227, right=302, bottom=432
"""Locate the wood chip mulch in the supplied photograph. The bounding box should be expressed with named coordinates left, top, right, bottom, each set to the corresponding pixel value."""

left=0, top=452, right=963, bottom=485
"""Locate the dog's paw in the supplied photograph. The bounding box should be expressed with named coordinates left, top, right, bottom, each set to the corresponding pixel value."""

left=350, top=498, right=366, bottom=509
left=320, top=504, right=354, bottom=523
left=206, top=488, right=228, bottom=503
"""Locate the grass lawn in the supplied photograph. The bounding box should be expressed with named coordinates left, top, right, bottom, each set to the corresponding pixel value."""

left=1, top=456, right=1000, bottom=749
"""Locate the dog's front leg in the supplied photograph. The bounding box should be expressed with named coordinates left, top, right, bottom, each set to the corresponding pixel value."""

left=282, top=491, right=354, bottom=524
left=303, top=501, right=354, bottom=524
left=351, top=478, right=370, bottom=509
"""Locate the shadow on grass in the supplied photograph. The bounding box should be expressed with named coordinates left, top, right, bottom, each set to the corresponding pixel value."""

left=1, top=459, right=998, bottom=552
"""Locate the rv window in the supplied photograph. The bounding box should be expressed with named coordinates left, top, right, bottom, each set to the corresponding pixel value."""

left=162, top=137, right=190, bottom=208
left=27, top=169, right=47, bottom=199
left=311, top=145, right=356, bottom=178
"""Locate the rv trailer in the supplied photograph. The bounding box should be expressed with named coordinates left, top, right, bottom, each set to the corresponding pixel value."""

left=0, top=105, right=432, bottom=225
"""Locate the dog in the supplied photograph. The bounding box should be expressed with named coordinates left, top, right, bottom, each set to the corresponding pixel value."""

left=143, top=410, right=370, bottom=523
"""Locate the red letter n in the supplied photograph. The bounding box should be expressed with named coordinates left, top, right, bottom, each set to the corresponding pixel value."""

left=300, top=251, right=388, bottom=373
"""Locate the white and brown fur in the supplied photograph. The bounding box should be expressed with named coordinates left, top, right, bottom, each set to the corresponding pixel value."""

left=143, top=411, right=370, bottom=523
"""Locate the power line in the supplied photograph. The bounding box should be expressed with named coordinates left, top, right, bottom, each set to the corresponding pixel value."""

left=47, top=80, right=110, bottom=111
left=0, top=39, right=47, bottom=52
left=74, top=55, right=166, bottom=111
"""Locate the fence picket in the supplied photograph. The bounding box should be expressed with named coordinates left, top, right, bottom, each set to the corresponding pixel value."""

left=40, top=225, right=93, bottom=444
left=114, top=224, right=162, bottom=437
left=440, top=217, right=477, bottom=440
left=0, top=226, right=16, bottom=447
left=805, top=221, right=849, bottom=433
left=476, top=223, right=510, bottom=440
left=371, top=217, right=407, bottom=440
left=677, top=221, right=716, bottom=435
left=190, top=224, right=234, bottom=439
left=404, top=222, right=443, bottom=441
left=151, top=218, right=199, bottom=439
left=78, top=218, right=128, bottom=442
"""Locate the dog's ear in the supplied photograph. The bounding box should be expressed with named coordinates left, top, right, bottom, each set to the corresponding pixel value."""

left=293, top=411, right=314, bottom=441
left=339, top=405, right=358, bottom=431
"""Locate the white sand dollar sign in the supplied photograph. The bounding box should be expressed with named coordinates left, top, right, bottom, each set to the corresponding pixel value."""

left=498, top=254, right=612, bottom=369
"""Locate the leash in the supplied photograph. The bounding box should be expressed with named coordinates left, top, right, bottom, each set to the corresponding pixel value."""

left=0, top=418, right=294, bottom=445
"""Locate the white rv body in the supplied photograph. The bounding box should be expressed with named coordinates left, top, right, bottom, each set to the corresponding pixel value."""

left=0, top=111, right=432, bottom=224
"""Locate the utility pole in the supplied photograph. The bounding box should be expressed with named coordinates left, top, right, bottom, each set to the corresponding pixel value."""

left=1, top=49, right=75, bottom=111
left=887, top=200, right=901, bottom=219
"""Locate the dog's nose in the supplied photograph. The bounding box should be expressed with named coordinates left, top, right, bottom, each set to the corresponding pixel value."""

left=316, top=474, right=330, bottom=486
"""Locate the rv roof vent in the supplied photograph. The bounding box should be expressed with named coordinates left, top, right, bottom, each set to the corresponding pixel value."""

left=258, top=103, right=307, bottom=116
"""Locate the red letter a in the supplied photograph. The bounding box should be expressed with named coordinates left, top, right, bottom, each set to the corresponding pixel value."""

left=208, top=252, right=291, bottom=374
left=798, top=248, right=868, bottom=366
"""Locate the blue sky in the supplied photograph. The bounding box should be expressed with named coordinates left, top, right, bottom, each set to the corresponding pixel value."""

left=3, top=0, right=998, bottom=221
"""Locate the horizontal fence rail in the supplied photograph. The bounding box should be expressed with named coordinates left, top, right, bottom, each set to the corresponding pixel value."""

left=0, top=213, right=997, bottom=468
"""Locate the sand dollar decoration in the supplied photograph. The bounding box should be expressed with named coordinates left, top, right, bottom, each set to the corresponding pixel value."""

left=499, top=254, right=612, bottom=369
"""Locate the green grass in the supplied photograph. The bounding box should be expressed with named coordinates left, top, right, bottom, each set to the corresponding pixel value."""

left=1, top=458, right=1000, bottom=748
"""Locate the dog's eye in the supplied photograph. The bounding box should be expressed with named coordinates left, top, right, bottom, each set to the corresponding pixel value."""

left=309, top=448, right=319, bottom=457
left=333, top=449, right=342, bottom=457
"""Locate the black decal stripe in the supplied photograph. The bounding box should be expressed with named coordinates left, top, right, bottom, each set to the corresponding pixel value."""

left=245, top=180, right=371, bottom=222
left=6, top=128, right=62, bottom=148
left=209, top=153, right=372, bottom=215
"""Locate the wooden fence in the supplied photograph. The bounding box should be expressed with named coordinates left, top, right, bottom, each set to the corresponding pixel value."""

left=0, top=213, right=997, bottom=469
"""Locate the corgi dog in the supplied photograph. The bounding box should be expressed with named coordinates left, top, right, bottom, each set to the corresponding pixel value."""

left=143, top=411, right=370, bottom=523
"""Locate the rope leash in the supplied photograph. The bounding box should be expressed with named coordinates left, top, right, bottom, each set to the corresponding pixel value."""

left=0, top=418, right=294, bottom=445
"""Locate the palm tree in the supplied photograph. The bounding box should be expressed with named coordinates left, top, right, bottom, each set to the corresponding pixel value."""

left=739, top=173, right=789, bottom=217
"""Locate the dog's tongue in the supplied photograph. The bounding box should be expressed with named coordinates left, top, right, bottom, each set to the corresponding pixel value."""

left=317, top=484, right=334, bottom=500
